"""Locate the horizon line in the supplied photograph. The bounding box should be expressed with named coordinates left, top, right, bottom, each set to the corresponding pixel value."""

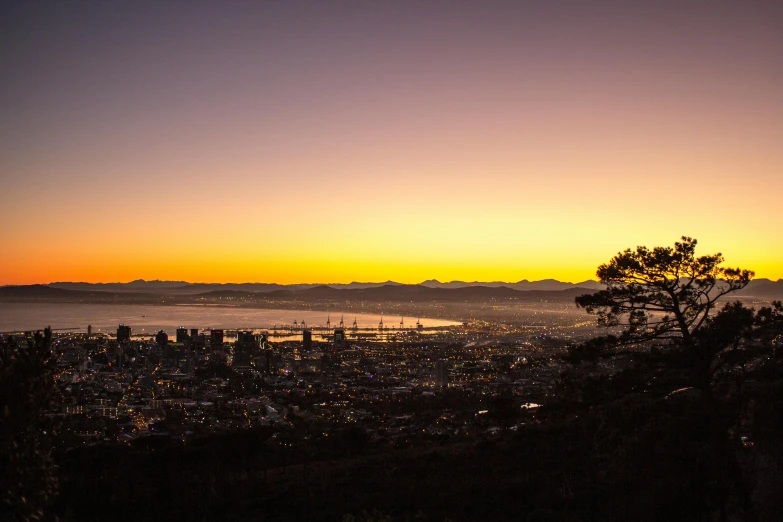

left=3, top=277, right=606, bottom=287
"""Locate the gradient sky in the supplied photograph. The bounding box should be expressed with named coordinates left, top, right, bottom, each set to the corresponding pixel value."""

left=1, top=0, right=782, bottom=285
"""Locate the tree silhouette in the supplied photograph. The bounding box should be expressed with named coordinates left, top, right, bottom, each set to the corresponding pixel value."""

left=576, top=237, right=753, bottom=347
left=0, top=329, right=58, bottom=521
left=698, top=299, right=783, bottom=391
left=574, top=237, right=754, bottom=393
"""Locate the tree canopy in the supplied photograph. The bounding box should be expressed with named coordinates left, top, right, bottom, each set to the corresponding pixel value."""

left=1, top=329, right=58, bottom=521
left=575, top=236, right=753, bottom=349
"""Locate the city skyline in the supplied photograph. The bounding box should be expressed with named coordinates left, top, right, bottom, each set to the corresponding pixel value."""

left=2, top=1, right=782, bottom=285
left=2, top=4, right=781, bottom=519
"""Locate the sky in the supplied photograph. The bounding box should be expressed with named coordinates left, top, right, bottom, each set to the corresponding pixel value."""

left=1, top=0, right=782, bottom=285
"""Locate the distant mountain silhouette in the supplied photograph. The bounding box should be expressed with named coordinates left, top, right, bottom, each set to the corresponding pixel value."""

left=3, top=282, right=596, bottom=303
left=419, top=279, right=604, bottom=291
left=50, top=280, right=190, bottom=292
left=354, top=284, right=592, bottom=301
left=12, top=278, right=781, bottom=302
left=736, top=278, right=783, bottom=297
left=50, top=281, right=297, bottom=294
left=241, top=284, right=591, bottom=302
left=0, top=285, right=152, bottom=300
left=188, top=289, right=260, bottom=298
left=48, top=280, right=406, bottom=294
left=0, top=284, right=77, bottom=298
left=49, top=278, right=603, bottom=294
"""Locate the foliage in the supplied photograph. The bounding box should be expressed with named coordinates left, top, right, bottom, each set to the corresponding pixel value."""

left=572, top=237, right=759, bottom=393
left=575, top=236, right=753, bottom=349
left=563, top=239, right=783, bottom=518
left=751, top=299, right=783, bottom=345
left=699, top=299, right=783, bottom=389
left=0, top=329, right=57, bottom=521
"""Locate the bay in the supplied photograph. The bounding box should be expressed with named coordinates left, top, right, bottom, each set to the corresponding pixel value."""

left=0, top=303, right=459, bottom=335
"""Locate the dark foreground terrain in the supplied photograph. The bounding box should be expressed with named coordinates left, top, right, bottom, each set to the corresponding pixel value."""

left=54, top=373, right=781, bottom=522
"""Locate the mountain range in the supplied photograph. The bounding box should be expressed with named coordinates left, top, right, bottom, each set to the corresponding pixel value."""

left=41, top=279, right=605, bottom=295
left=1, top=278, right=781, bottom=300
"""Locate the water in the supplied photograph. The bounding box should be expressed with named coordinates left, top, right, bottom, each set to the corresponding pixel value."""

left=0, top=303, right=459, bottom=334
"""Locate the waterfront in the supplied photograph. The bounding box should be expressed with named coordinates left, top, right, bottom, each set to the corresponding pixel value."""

left=0, top=303, right=460, bottom=334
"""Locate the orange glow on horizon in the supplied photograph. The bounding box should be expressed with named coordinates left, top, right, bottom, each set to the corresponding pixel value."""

left=2, top=3, right=782, bottom=286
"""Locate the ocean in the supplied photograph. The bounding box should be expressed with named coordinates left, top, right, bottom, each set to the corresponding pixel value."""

left=0, top=303, right=459, bottom=335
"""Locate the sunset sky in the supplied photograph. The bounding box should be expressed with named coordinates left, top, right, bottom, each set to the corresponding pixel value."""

left=1, top=1, right=782, bottom=285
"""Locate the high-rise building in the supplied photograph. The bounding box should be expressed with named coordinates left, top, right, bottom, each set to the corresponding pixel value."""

left=435, top=359, right=448, bottom=388
left=116, top=344, right=123, bottom=373
left=234, top=331, right=258, bottom=366
left=211, top=329, right=224, bottom=346
left=117, top=324, right=131, bottom=343
left=190, top=328, right=199, bottom=339
left=236, top=331, right=255, bottom=344
left=302, top=329, right=312, bottom=350
left=87, top=324, right=92, bottom=337
left=155, top=330, right=169, bottom=346
left=176, top=326, right=189, bottom=343
left=333, top=328, right=346, bottom=345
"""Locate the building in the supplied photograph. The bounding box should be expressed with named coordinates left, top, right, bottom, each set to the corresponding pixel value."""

left=435, top=359, right=448, bottom=388
left=210, top=329, right=224, bottom=346
left=263, top=349, right=273, bottom=374
left=236, top=331, right=255, bottom=344
left=116, top=344, right=124, bottom=373
left=117, top=324, right=131, bottom=343
left=334, top=328, right=346, bottom=345
left=155, top=330, right=169, bottom=346
left=302, top=329, right=312, bottom=350
left=234, top=331, right=258, bottom=366
left=190, top=328, right=199, bottom=339
left=176, top=326, right=189, bottom=343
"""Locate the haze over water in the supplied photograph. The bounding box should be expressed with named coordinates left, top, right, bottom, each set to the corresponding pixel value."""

left=0, top=303, right=459, bottom=334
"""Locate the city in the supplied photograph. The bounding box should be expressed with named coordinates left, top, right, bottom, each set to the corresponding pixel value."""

left=42, top=320, right=565, bottom=450
left=3, top=1, right=783, bottom=520
left=6, top=284, right=778, bottom=521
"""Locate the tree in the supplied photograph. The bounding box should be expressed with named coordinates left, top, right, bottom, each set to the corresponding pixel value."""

left=0, top=329, right=58, bottom=521
left=576, top=237, right=753, bottom=347
left=565, top=239, right=783, bottom=520
left=574, top=237, right=753, bottom=392
left=699, top=299, right=783, bottom=391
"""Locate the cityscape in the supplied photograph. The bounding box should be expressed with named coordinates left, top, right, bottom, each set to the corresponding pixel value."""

left=46, top=320, right=559, bottom=448
left=3, top=278, right=780, bottom=520
left=3, top=1, right=783, bottom=521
